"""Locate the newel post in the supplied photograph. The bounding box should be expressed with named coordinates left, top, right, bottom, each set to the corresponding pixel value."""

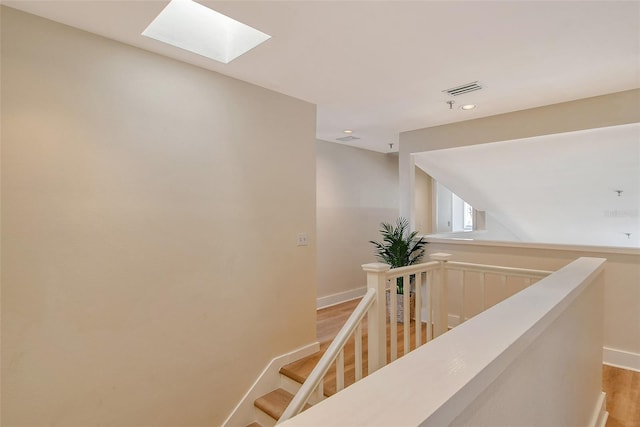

left=429, top=252, right=452, bottom=337
left=362, top=262, right=390, bottom=374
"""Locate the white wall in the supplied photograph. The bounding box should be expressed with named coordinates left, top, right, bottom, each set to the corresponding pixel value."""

left=435, top=181, right=453, bottom=233
left=316, top=140, right=398, bottom=306
left=413, top=167, right=432, bottom=235
left=426, top=239, right=640, bottom=371
left=1, top=7, right=317, bottom=426
left=414, top=123, right=640, bottom=247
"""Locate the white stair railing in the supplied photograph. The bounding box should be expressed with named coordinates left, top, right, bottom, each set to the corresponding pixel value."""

left=279, top=257, right=602, bottom=427
left=279, top=253, right=553, bottom=424
left=364, top=257, right=445, bottom=367
left=277, top=288, right=377, bottom=423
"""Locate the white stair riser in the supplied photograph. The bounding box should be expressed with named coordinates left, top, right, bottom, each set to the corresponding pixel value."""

left=253, top=407, right=277, bottom=427
left=279, top=374, right=302, bottom=396
left=279, top=374, right=325, bottom=405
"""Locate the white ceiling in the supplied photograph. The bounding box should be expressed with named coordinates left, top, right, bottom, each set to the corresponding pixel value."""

left=3, top=0, right=639, bottom=153
left=414, top=124, right=640, bottom=248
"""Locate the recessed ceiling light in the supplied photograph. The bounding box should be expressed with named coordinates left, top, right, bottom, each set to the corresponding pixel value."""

left=460, top=104, right=477, bottom=110
left=343, top=129, right=354, bottom=134
left=142, top=0, right=271, bottom=64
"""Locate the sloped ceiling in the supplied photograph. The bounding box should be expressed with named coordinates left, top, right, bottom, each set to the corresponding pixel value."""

left=414, top=124, right=640, bottom=248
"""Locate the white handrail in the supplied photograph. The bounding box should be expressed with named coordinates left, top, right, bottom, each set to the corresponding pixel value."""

left=277, top=288, right=377, bottom=423
left=384, top=261, right=440, bottom=278
left=446, top=261, right=552, bottom=278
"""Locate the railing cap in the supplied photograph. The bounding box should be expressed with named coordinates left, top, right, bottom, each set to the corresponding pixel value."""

left=361, top=262, right=391, bottom=272
left=429, top=252, right=453, bottom=262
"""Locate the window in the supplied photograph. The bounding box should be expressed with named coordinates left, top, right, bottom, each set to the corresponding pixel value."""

left=435, top=181, right=474, bottom=233
left=463, top=201, right=473, bottom=231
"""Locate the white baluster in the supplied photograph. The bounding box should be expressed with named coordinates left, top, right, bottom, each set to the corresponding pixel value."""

left=480, top=272, right=486, bottom=311
left=426, top=270, right=433, bottom=341
left=415, top=272, right=422, bottom=347
left=403, top=274, right=410, bottom=354
left=315, top=381, right=324, bottom=401
left=390, top=279, right=398, bottom=361
left=501, top=274, right=507, bottom=301
left=460, top=270, right=466, bottom=325
left=336, top=349, right=344, bottom=392
left=429, top=253, right=452, bottom=337
left=355, top=323, right=362, bottom=380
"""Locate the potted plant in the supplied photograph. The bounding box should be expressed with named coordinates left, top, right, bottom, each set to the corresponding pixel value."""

left=369, top=217, right=427, bottom=323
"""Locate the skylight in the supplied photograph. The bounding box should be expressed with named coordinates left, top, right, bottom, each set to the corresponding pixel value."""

left=142, top=0, right=271, bottom=64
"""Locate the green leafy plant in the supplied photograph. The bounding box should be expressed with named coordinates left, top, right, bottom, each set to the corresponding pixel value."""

left=369, top=217, right=427, bottom=294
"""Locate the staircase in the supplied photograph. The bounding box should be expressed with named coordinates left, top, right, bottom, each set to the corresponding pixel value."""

left=248, top=319, right=359, bottom=426
left=247, top=305, right=425, bottom=426
left=240, top=256, right=552, bottom=426
left=250, top=354, right=319, bottom=426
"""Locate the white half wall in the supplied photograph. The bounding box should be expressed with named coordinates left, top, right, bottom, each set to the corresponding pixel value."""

left=316, top=140, right=398, bottom=303
left=1, top=7, right=317, bottom=426
left=425, top=238, right=640, bottom=371
left=450, top=258, right=605, bottom=427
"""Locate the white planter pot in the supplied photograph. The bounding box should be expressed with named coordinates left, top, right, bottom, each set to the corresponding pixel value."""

left=386, top=291, right=415, bottom=323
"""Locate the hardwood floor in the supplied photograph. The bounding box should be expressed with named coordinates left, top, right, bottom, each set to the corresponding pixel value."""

left=317, top=299, right=640, bottom=427
left=603, top=365, right=640, bottom=427
left=317, top=298, right=361, bottom=343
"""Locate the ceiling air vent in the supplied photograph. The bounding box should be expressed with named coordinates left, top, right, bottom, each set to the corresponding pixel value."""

left=336, top=135, right=360, bottom=142
left=442, top=81, right=482, bottom=96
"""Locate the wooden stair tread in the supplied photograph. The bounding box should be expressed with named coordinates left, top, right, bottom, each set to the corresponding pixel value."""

left=280, top=351, right=366, bottom=397
left=252, top=300, right=429, bottom=424
left=254, top=388, right=311, bottom=421
left=279, top=351, right=323, bottom=384
left=280, top=319, right=427, bottom=396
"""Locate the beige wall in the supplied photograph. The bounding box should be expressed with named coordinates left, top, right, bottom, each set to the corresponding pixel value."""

left=402, top=89, right=640, bottom=153
left=413, top=167, right=432, bottom=235
left=316, top=141, right=398, bottom=304
left=425, top=240, right=640, bottom=363
left=1, top=7, right=316, bottom=426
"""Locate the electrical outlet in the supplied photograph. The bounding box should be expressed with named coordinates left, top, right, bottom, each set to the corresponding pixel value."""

left=297, top=233, right=309, bottom=246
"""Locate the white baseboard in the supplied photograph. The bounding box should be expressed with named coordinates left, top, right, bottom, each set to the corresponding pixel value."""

left=603, top=346, right=640, bottom=372
left=222, top=341, right=320, bottom=427
left=588, top=391, right=608, bottom=427
left=317, top=287, right=366, bottom=309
